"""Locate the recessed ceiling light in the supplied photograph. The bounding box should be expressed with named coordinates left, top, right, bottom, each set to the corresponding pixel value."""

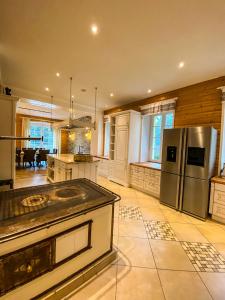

left=56, top=72, right=60, bottom=77
left=110, top=93, right=114, bottom=97
left=91, top=24, right=98, bottom=35
left=72, top=95, right=74, bottom=98
left=81, top=89, right=87, bottom=92
left=45, top=87, right=49, bottom=91
left=147, top=89, right=152, bottom=94
left=178, top=61, right=185, bottom=68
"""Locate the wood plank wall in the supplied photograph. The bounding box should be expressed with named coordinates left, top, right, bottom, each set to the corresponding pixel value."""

left=104, top=76, right=225, bottom=170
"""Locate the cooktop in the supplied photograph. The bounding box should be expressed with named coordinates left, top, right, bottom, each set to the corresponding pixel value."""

left=0, top=179, right=118, bottom=222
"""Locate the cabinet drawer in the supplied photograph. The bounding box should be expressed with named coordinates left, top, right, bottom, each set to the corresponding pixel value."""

left=214, top=190, right=225, bottom=205
left=215, top=183, right=225, bottom=192
left=213, top=203, right=225, bottom=219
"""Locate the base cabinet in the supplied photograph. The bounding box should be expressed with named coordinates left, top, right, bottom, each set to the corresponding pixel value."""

left=130, top=165, right=161, bottom=198
left=210, top=182, right=225, bottom=223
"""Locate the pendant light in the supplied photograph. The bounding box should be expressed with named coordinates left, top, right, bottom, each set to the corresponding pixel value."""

left=50, top=95, right=53, bottom=129
left=69, top=76, right=73, bottom=124
left=94, top=87, right=98, bottom=130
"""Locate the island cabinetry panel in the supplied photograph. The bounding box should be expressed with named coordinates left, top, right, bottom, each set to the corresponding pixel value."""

left=130, top=165, right=161, bottom=198
left=47, top=155, right=98, bottom=183
left=210, top=181, right=225, bottom=223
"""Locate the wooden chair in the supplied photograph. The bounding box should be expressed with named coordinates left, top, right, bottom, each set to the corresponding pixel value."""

left=36, top=149, right=50, bottom=167
left=16, top=149, right=21, bottom=168
left=23, top=149, right=36, bottom=168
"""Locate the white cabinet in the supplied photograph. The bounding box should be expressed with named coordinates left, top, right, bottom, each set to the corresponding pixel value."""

left=108, top=110, right=141, bottom=186
left=0, top=94, right=18, bottom=186
left=210, top=181, right=225, bottom=223
left=130, top=165, right=161, bottom=198
left=47, top=155, right=98, bottom=183
left=97, top=158, right=110, bottom=177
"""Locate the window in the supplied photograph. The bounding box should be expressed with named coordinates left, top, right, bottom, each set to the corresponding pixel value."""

left=29, top=121, right=54, bottom=151
left=103, top=121, right=110, bottom=157
left=150, top=112, right=174, bottom=162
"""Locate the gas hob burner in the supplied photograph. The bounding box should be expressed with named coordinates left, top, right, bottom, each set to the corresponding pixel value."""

left=54, top=186, right=87, bottom=200
left=21, top=195, right=49, bottom=207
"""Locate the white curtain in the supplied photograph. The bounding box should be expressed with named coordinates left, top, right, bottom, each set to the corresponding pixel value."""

left=21, top=117, right=30, bottom=148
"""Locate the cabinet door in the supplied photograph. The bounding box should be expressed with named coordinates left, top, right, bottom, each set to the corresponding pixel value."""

left=115, top=126, right=128, bottom=162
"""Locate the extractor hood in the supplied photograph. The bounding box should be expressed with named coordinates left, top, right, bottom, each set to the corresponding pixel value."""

left=56, top=116, right=94, bottom=130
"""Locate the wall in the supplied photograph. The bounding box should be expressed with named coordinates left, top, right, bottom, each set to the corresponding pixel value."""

left=104, top=76, right=225, bottom=170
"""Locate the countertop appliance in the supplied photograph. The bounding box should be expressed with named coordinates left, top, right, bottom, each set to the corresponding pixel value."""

left=160, top=127, right=217, bottom=219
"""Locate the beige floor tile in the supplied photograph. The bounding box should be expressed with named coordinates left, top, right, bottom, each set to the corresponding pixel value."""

left=163, top=209, right=191, bottom=223
left=170, top=223, right=209, bottom=243
left=138, top=196, right=161, bottom=208
left=159, top=270, right=212, bottom=300
left=119, top=220, right=147, bottom=238
left=135, top=190, right=153, bottom=199
left=119, top=197, right=140, bottom=207
left=117, top=236, right=155, bottom=268
left=212, top=243, right=225, bottom=259
left=196, top=223, right=225, bottom=243
left=150, top=240, right=195, bottom=271
left=113, top=221, right=119, bottom=235
left=199, top=272, right=225, bottom=300
left=141, top=207, right=166, bottom=221
left=67, top=265, right=116, bottom=300
left=116, top=266, right=164, bottom=300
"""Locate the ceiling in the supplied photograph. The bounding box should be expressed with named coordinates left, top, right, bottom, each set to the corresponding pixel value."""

left=1, top=0, right=225, bottom=115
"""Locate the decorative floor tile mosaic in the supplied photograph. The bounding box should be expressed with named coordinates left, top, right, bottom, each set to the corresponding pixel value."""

left=119, top=206, right=143, bottom=220
left=144, top=220, right=178, bottom=241
left=181, top=242, right=225, bottom=272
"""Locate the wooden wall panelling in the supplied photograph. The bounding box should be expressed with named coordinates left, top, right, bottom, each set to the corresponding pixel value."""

left=104, top=76, right=225, bottom=171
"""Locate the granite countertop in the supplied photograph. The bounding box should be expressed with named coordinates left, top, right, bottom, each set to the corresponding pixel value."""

left=130, top=162, right=161, bottom=170
left=94, top=155, right=110, bottom=160
left=0, top=179, right=120, bottom=243
left=48, top=154, right=100, bottom=164
left=211, top=176, right=225, bottom=185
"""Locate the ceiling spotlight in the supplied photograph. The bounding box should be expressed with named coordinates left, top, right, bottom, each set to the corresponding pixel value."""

left=147, top=89, right=152, bottom=94
left=178, top=61, right=185, bottom=68
left=91, top=24, right=98, bottom=35
left=45, top=87, right=49, bottom=91
left=56, top=72, right=60, bottom=77
left=110, top=93, right=114, bottom=97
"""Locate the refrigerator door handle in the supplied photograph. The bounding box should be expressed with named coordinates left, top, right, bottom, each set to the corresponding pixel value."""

left=179, top=175, right=184, bottom=211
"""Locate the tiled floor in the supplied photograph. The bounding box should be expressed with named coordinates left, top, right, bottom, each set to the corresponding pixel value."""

left=14, top=174, right=225, bottom=299
left=67, top=176, right=225, bottom=300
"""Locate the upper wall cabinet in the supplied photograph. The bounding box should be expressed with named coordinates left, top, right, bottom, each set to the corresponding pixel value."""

left=108, top=110, right=141, bottom=186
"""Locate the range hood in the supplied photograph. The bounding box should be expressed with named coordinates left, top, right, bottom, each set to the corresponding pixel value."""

left=56, top=116, right=94, bottom=130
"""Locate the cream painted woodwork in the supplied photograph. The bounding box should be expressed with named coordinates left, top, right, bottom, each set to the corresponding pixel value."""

left=0, top=205, right=113, bottom=300
left=130, top=165, right=161, bottom=198
left=108, top=110, right=141, bottom=186
left=97, top=158, right=110, bottom=178
left=210, top=182, right=225, bottom=223
left=0, top=94, right=18, bottom=186
left=47, top=154, right=99, bottom=183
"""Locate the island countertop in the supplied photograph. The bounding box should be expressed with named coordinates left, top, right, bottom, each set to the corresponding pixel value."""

left=48, top=154, right=100, bottom=164
left=0, top=179, right=120, bottom=243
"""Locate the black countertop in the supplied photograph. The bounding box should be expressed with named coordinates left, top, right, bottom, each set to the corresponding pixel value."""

left=0, top=179, right=120, bottom=244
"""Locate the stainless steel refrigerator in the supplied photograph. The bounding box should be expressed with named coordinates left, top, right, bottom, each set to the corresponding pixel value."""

left=160, top=127, right=217, bottom=219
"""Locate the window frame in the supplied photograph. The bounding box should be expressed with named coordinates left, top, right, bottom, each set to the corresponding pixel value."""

left=29, top=121, right=54, bottom=151
left=149, top=111, right=174, bottom=163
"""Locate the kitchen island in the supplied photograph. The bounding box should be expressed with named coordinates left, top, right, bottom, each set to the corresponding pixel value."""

left=47, top=154, right=99, bottom=183
left=0, top=179, right=120, bottom=299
